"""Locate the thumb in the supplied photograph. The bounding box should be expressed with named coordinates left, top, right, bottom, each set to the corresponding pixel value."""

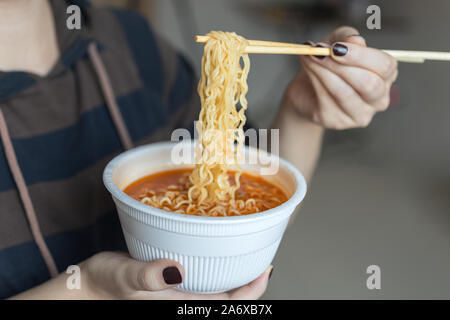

left=125, top=258, right=185, bottom=291
left=325, top=26, right=366, bottom=46
left=228, top=265, right=273, bottom=300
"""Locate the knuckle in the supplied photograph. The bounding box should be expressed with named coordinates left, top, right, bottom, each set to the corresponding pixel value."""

left=92, top=251, right=115, bottom=264
left=362, top=117, right=372, bottom=127
left=371, top=88, right=390, bottom=111
left=137, top=267, right=151, bottom=290
left=382, top=56, right=396, bottom=77
left=361, top=74, right=384, bottom=99
left=328, top=119, right=349, bottom=130
left=320, top=108, right=355, bottom=130
left=356, top=113, right=372, bottom=127
left=378, top=95, right=390, bottom=111
left=333, top=123, right=347, bottom=130
left=380, top=61, right=391, bottom=77
left=337, top=122, right=351, bottom=130
left=391, top=58, right=398, bottom=72
left=390, top=70, right=399, bottom=84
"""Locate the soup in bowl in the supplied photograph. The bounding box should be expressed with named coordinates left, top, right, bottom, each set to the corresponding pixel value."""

left=103, top=140, right=306, bottom=293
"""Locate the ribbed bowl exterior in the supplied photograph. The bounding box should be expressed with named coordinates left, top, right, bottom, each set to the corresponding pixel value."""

left=104, top=141, right=306, bottom=293
left=122, top=227, right=283, bottom=293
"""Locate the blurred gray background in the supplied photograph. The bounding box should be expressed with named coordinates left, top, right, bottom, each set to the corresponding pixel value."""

left=96, top=0, right=450, bottom=299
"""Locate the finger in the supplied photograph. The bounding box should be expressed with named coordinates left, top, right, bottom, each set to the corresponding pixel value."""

left=303, top=57, right=375, bottom=126
left=309, top=55, right=388, bottom=108
left=228, top=265, right=273, bottom=300
left=324, top=26, right=364, bottom=45
left=124, top=258, right=185, bottom=292
left=343, top=34, right=366, bottom=46
left=330, top=42, right=398, bottom=80
left=300, top=58, right=356, bottom=129
left=382, top=69, right=398, bottom=109
left=388, top=68, right=399, bottom=85
left=146, top=288, right=230, bottom=300
left=149, top=266, right=274, bottom=300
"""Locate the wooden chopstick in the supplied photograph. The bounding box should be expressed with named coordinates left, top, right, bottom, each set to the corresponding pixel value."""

left=245, top=45, right=330, bottom=56
left=194, top=35, right=310, bottom=49
left=195, top=35, right=330, bottom=56
left=195, top=35, right=450, bottom=63
left=381, top=50, right=450, bottom=62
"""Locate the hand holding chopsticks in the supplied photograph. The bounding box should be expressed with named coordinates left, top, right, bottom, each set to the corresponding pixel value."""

left=195, top=35, right=450, bottom=63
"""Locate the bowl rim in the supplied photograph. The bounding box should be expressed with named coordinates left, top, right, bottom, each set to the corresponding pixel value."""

left=103, top=141, right=307, bottom=224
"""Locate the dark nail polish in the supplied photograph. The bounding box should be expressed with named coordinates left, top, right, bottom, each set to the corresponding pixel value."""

left=269, top=267, right=274, bottom=280
left=163, top=266, right=182, bottom=285
left=302, top=41, right=314, bottom=46
left=333, top=43, right=348, bottom=56
left=314, top=44, right=326, bottom=59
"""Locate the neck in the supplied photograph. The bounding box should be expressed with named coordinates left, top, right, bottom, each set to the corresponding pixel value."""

left=0, top=0, right=40, bottom=23
left=0, top=0, right=59, bottom=76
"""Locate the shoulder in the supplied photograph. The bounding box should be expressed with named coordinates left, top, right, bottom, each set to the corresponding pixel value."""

left=77, top=3, right=170, bottom=91
left=77, top=2, right=198, bottom=110
left=90, top=5, right=197, bottom=95
left=108, top=8, right=165, bottom=88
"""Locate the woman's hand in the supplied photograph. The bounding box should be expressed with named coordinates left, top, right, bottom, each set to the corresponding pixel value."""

left=83, top=252, right=271, bottom=300
left=283, top=26, right=398, bottom=129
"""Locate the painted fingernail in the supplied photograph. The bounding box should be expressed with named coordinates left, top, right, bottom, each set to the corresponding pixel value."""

left=333, top=43, right=348, bottom=56
left=269, top=267, right=274, bottom=280
left=163, top=266, right=182, bottom=285
left=314, top=44, right=326, bottom=59
left=302, top=41, right=314, bottom=46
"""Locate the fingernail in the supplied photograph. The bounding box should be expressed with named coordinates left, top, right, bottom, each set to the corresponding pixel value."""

left=314, top=44, right=326, bottom=59
left=333, top=43, right=348, bottom=56
left=302, top=41, right=314, bottom=46
left=269, top=267, right=274, bottom=280
left=163, top=266, right=182, bottom=285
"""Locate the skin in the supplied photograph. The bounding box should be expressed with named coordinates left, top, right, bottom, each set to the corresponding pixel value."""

left=1, top=1, right=397, bottom=299
left=276, top=26, right=398, bottom=184
left=13, top=252, right=272, bottom=300
left=0, top=0, right=59, bottom=76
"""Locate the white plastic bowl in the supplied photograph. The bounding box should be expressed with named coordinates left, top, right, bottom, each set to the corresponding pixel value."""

left=103, top=140, right=306, bottom=294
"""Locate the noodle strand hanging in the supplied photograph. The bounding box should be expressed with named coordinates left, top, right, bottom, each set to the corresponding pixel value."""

left=125, top=31, right=287, bottom=216
left=188, top=31, right=250, bottom=206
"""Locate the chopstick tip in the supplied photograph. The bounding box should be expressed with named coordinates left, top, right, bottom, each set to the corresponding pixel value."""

left=195, top=35, right=206, bottom=43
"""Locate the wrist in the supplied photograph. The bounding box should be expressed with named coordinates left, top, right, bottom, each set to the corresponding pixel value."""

left=280, top=82, right=320, bottom=124
left=279, top=95, right=323, bottom=130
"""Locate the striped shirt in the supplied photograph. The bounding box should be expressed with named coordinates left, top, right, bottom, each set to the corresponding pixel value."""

left=0, top=0, right=199, bottom=298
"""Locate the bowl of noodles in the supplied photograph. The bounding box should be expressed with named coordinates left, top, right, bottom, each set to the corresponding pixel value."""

left=103, top=140, right=306, bottom=293
left=104, top=31, right=307, bottom=293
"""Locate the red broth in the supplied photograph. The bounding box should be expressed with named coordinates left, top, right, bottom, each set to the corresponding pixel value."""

left=124, top=168, right=288, bottom=216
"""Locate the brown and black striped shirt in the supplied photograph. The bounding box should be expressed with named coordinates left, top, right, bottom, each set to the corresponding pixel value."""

left=0, top=0, right=199, bottom=298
